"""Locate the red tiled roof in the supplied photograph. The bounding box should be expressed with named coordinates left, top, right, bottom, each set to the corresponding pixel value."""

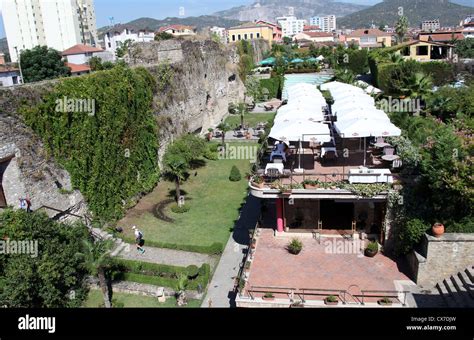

left=303, top=32, right=333, bottom=38
left=256, top=20, right=280, bottom=29
left=0, top=65, right=19, bottom=73
left=158, top=24, right=195, bottom=32
left=303, top=25, right=321, bottom=31
left=428, top=33, right=465, bottom=41
left=62, top=44, right=103, bottom=56
left=348, top=28, right=390, bottom=38
left=66, top=63, right=91, bottom=73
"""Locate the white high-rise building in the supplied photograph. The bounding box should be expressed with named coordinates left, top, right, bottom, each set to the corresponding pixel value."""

left=277, top=16, right=306, bottom=37
left=309, top=15, right=337, bottom=33
left=1, top=0, right=98, bottom=62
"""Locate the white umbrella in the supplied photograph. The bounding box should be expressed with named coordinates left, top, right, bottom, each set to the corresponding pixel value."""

left=335, top=118, right=401, bottom=166
left=331, top=91, right=373, bottom=102
left=336, top=110, right=390, bottom=123
left=275, top=110, right=325, bottom=123
left=332, top=102, right=376, bottom=115
left=270, top=120, right=331, bottom=143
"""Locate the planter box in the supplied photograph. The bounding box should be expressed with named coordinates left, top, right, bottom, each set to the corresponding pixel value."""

left=377, top=300, right=393, bottom=306
left=303, top=184, right=318, bottom=189
left=262, top=296, right=275, bottom=301
left=252, top=182, right=265, bottom=189
left=364, top=248, right=378, bottom=257
left=324, top=299, right=339, bottom=306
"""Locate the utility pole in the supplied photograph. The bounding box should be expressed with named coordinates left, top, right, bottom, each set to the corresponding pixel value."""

left=14, top=47, right=24, bottom=85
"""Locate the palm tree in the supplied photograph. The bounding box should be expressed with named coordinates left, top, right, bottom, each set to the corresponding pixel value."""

left=335, top=69, right=356, bottom=84
left=389, top=52, right=404, bottom=64
left=395, top=16, right=409, bottom=44
left=401, top=72, right=433, bottom=102
left=217, top=122, right=231, bottom=151
left=163, top=154, right=189, bottom=203
left=237, top=102, right=247, bottom=128
left=78, top=239, right=114, bottom=308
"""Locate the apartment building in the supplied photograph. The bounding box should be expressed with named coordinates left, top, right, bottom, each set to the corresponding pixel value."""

left=276, top=16, right=306, bottom=37
left=227, top=23, right=274, bottom=45
left=1, top=0, right=98, bottom=62
left=310, top=15, right=336, bottom=33
left=421, top=19, right=441, bottom=32
left=104, top=25, right=155, bottom=57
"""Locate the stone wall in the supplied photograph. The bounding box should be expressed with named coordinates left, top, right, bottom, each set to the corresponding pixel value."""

left=408, top=233, right=474, bottom=288
left=0, top=38, right=268, bottom=217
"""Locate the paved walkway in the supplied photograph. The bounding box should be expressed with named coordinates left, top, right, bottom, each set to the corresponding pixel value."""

left=117, top=244, right=218, bottom=269
left=202, top=195, right=261, bottom=307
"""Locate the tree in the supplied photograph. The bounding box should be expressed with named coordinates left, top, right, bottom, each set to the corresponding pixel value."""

left=154, top=32, right=174, bottom=41
left=455, top=39, right=474, bottom=59
left=245, top=76, right=261, bottom=103
left=0, top=209, right=89, bottom=307
left=400, top=72, right=433, bottom=101
left=283, top=36, right=292, bottom=45
left=395, top=16, right=409, bottom=44
left=217, top=122, right=231, bottom=151
left=77, top=239, right=114, bottom=308
left=163, top=153, right=189, bottom=203
left=20, top=45, right=70, bottom=83
left=116, top=39, right=133, bottom=58
left=334, top=68, right=356, bottom=84
left=237, top=102, right=247, bottom=128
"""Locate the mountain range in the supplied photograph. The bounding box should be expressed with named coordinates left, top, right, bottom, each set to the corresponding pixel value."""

left=214, top=0, right=368, bottom=22
left=338, top=0, right=474, bottom=28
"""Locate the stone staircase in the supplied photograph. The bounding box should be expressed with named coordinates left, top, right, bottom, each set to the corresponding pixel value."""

left=435, top=266, right=474, bottom=308
left=91, top=227, right=129, bottom=257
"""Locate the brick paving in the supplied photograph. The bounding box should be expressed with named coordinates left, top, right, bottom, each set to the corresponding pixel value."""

left=247, top=229, right=411, bottom=294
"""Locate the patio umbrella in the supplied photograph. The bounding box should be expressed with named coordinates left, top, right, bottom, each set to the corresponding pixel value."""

left=270, top=120, right=331, bottom=143
left=335, top=109, right=390, bottom=122
left=334, top=118, right=401, bottom=166
left=291, top=58, right=304, bottom=63
left=275, top=109, right=325, bottom=123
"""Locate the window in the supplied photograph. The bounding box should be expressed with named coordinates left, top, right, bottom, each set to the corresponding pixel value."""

left=12, top=76, right=18, bottom=85
left=401, top=47, right=410, bottom=56
left=256, top=33, right=260, bottom=38
left=244, top=34, right=248, bottom=40
left=416, top=45, right=428, bottom=56
left=238, top=34, right=241, bottom=40
left=232, top=34, right=236, bottom=41
left=250, top=33, right=253, bottom=39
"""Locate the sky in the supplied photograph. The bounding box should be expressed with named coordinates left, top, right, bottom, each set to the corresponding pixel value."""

left=0, top=0, right=388, bottom=38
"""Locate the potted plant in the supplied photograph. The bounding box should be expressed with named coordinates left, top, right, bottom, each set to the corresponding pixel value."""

left=251, top=175, right=265, bottom=189
left=364, top=241, right=379, bottom=257
left=303, top=179, right=320, bottom=189
left=287, top=238, right=303, bottom=255
left=262, top=292, right=275, bottom=301
left=432, top=223, right=445, bottom=238
left=324, top=295, right=339, bottom=306
left=377, top=297, right=393, bottom=306
left=281, top=185, right=292, bottom=195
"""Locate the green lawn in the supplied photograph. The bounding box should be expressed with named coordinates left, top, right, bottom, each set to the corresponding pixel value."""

left=83, top=289, right=201, bottom=308
left=118, top=142, right=257, bottom=253
left=224, top=112, right=275, bottom=129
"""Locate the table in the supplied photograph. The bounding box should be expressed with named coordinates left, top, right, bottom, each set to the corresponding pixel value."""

left=265, top=163, right=284, bottom=175
left=321, top=147, right=338, bottom=158
left=348, top=168, right=393, bottom=184
left=374, top=142, right=391, bottom=148
left=381, top=155, right=400, bottom=162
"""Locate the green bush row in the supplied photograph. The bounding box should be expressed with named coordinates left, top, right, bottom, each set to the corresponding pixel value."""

left=259, top=76, right=282, bottom=100
left=114, top=259, right=211, bottom=290
left=121, top=235, right=223, bottom=255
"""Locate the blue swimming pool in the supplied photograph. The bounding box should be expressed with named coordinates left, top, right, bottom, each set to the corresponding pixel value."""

left=282, top=73, right=333, bottom=100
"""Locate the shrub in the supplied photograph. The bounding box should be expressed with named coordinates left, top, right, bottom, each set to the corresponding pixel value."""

left=259, top=76, right=282, bottom=100
left=171, top=204, right=190, bottom=214
left=326, top=295, right=338, bottom=303
left=229, top=165, right=242, bottom=182
left=287, top=238, right=303, bottom=255
left=420, top=62, right=454, bottom=86
left=366, top=241, right=379, bottom=252
left=186, top=265, right=199, bottom=279
left=395, top=218, right=428, bottom=255
left=122, top=235, right=224, bottom=255
left=263, top=292, right=274, bottom=298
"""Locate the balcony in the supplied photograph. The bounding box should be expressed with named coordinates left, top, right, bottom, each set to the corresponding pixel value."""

left=250, top=137, right=399, bottom=199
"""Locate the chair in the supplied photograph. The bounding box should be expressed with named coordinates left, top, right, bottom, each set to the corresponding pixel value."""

left=266, top=168, right=280, bottom=181
left=273, top=157, right=283, bottom=164
left=234, top=130, right=244, bottom=138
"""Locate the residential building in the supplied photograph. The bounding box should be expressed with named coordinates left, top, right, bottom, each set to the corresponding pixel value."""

left=66, top=62, right=91, bottom=76
left=1, top=0, right=98, bottom=62
left=421, top=19, right=441, bottom=32
left=210, top=26, right=227, bottom=43
left=103, top=25, right=155, bottom=57
left=62, top=44, right=107, bottom=64
left=303, top=25, right=322, bottom=33
left=256, top=20, right=283, bottom=43
left=0, top=65, right=21, bottom=87
left=397, top=40, right=454, bottom=62
left=276, top=16, right=306, bottom=37
left=347, top=28, right=392, bottom=49
left=310, top=15, right=336, bottom=33
left=418, top=31, right=464, bottom=44
left=227, top=23, right=274, bottom=45
left=293, top=32, right=334, bottom=43
left=157, top=25, right=197, bottom=37
left=461, top=15, right=474, bottom=39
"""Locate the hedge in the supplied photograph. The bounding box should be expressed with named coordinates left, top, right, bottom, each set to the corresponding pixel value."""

left=121, top=235, right=223, bottom=255
left=419, top=62, right=455, bottom=86
left=259, top=76, right=282, bottom=100
left=113, top=259, right=211, bottom=290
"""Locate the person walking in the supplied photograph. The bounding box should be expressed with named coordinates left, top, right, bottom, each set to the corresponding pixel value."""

left=132, top=226, right=145, bottom=254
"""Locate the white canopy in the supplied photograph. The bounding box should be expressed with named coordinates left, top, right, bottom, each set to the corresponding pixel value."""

left=335, top=109, right=390, bottom=122
left=270, top=120, right=331, bottom=143
left=288, top=90, right=325, bottom=101
left=332, top=100, right=377, bottom=114
left=334, top=118, right=401, bottom=138
left=275, top=109, right=325, bottom=123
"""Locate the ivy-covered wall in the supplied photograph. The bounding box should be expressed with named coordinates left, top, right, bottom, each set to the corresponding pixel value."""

left=19, top=66, right=160, bottom=221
